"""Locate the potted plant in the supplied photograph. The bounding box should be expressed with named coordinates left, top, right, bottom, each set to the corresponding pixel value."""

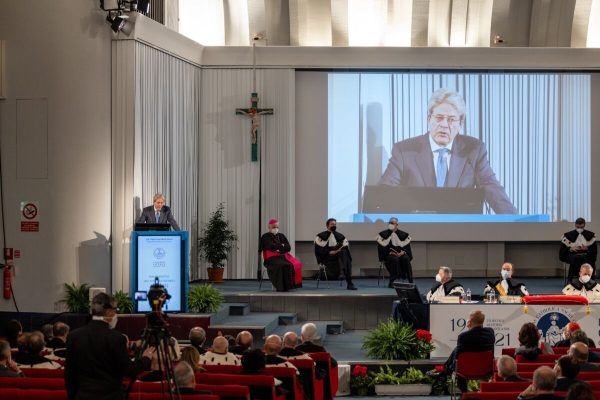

left=113, top=290, right=134, bottom=314
left=62, top=282, right=91, bottom=313
left=187, top=284, right=224, bottom=313
left=350, top=365, right=372, bottom=396
left=362, top=319, right=435, bottom=360
left=371, top=365, right=433, bottom=396
left=198, top=203, right=238, bottom=283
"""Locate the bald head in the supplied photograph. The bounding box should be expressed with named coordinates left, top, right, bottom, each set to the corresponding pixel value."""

left=468, top=310, right=485, bottom=328
left=497, top=355, right=517, bottom=378
left=236, top=331, right=253, bottom=349
left=569, top=342, right=590, bottom=362
left=264, top=335, right=283, bottom=356
left=212, top=336, right=229, bottom=354
left=283, top=332, right=298, bottom=348
left=174, top=361, right=195, bottom=389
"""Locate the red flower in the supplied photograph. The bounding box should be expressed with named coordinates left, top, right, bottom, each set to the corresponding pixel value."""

left=352, top=365, right=368, bottom=377
left=416, top=329, right=433, bottom=343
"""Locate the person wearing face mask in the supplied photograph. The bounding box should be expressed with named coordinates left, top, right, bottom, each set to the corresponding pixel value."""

left=426, top=266, right=464, bottom=302
left=560, top=218, right=597, bottom=280
left=314, top=218, right=357, bottom=290
left=65, top=293, right=155, bottom=400
left=259, top=219, right=302, bottom=292
left=484, top=262, right=529, bottom=297
left=376, top=217, right=413, bottom=287
left=562, top=264, right=600, bottom=299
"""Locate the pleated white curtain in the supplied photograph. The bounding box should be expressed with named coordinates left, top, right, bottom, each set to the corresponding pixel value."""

left=199, top=68, right=295, bottom=280
left=133, top=43, right=201, bottom=266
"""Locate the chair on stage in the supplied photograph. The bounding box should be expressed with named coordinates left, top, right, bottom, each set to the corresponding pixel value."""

left=450, top=350, right=494, bottom=400
left=258, top=254, right=275, bottom=291
left=377, top=261, right=386, bottom=287
left=315, top=263, right=343, bottom=289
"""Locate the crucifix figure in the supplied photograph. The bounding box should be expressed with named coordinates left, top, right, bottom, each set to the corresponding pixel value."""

left=236, top=92, right=273, bottom=162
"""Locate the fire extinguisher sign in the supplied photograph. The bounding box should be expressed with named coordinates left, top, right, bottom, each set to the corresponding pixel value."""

left=20, top=201, right=39, bottom=232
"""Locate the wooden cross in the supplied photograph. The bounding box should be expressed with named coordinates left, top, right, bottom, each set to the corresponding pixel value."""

left=236, top=92, right=273, bottom=162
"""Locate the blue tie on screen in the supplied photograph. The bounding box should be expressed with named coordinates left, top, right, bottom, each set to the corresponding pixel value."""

left=436, top=148, right=449, bottom=187
left=155, top=211, right=160, bottom=223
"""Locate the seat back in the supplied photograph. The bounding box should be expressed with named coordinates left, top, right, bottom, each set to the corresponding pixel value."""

left=200, top=364, right=243, bottom=374
left=128, top=394, right=219, bottom=400
left=500, top=348, right=515, bottom=357
left=0, top=389, right=68, bottom=400
left=516, top=363, right=554, bottom=372
left=195, top=372, right=278, bottom=400
left=309, top=352, right=337, bottom=400
left=456, top=351, right=494, bottom=379
left=515, top=353, right=560, bottom=363
left=288, top=358, right=323, bottom=400
left=0, top=377, right=65, bottom=390
left=196, top=384, right=250, bottom=400
left=262, top=367, right=303, bottom=400
left=480, top=381, right=530, bottom=392
left=19, top=368, right=64, bottom=378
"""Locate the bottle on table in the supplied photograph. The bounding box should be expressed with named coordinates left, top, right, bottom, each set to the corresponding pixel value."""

left=466, top=288, right=472, bottom=302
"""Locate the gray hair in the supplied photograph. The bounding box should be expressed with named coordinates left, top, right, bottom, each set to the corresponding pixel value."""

left=0, top=340, right=10, bottom=361
left=174, top=361, right=195, bottom=388
left=153, top=193, right=165, bottom=203
left=439, top=266, right=452, bottom=278
left=581, top=264, right=593, bottom=272
left=53, top=322, right=70, bottom=338
left=189, top=327, right=206, bottom=347
left=91, top=293, right=116, bottom=316
left=427, top=88, right=466, bottom=119
left=532, top=366, right=556, bottom=391
left=497, top=355, right=517, bottom=377
left=301, top=323, right=318, bottom=342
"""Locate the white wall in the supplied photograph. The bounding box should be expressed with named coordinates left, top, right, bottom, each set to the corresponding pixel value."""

left=0, top=0, right=112, bottom=312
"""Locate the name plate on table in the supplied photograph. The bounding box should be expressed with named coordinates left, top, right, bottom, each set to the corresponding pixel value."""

left=429, top=304, right=600, bottom=358
left=499, top=296, right=522, bottom=304
left=438, top=296, right=461, bottom=304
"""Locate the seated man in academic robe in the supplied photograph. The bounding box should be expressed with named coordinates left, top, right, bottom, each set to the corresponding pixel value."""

left=560, top=218, right=597, bottom=280
left=376, top=218, right=413, bottom=287
left=314, top=218, right=357, bottom=290
left=426, top=266, right=465, bottom=302
left=259, top=219, right=302, bottom=292
left=484, top=262, right=529, bottom=297
left=563, top=263, right=600, bottom=300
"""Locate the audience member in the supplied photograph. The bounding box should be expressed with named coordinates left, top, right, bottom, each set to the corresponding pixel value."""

left=47, top=322, right=69, bottom=349
left=497, top=355, right=528, bottom=382
left=188, top=327, right=207, bottom=355
left=0, top=340, right=23, bottom=377
left=442, top=310, right=494, bottom=392
left=13, top=331, right=60, bottom=369
left=263, top=335, right=298, bottom=370
left=569, top=330, right=600, bottom=362
left=517, top=366, right=562, bottom=400
left=229, top=331, right=253, bottom=355
left=568, top=342, right=600, bottom=372
left=515, top=322, right=554, bottom=360
left=180, top=346, right=202, bottom=372
left=566, top=381, right=595, bottom=400
left=198, top=336, right=239, bottom=366
left=241, top=348, right=266, bottom=374
left=554, top=322, right=596, bottom=348
left=280, top=332, right=311, bottom=360
left=553, top=355, right=581, bottom=391
left=5, top=320, right=22, bottom=349
left=65, top=293, right=154, bottom=400
left=296, top=323, right=338, bottom=367
left=174, top=361, right=207, bottom=395
left=40, top=324, right=54, bottom=343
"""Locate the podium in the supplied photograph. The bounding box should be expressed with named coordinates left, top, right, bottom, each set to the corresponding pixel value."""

left=130, top=231, right=189, bottom=313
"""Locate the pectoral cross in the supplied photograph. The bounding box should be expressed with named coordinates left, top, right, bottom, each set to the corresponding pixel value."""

left=236, top=92, right=273, bottom=162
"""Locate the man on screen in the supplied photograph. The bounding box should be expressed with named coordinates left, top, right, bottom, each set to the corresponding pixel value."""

left=378, top=88, right=517, bottom=214
left=314, top=218, right=357, bottom=290
left=137, top=193, right=180, bottom=231
left=376, top=218, right=413, bottom=286
left=560, top=218, right=597, bottom=279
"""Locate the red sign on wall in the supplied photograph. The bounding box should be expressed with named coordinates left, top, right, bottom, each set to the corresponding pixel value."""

left=20, top=201, right=39, bottom=232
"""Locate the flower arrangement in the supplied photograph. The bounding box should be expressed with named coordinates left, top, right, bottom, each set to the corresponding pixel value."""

left=415, top=329, right=435, bottom=359
left=350, top=365, right=372, bottom=395
left=362, top=319, right=436, bottom=360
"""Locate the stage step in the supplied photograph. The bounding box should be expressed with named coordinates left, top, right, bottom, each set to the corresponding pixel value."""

left=206, top=312, right=298, bottom=346
left=226, top=303, right=251, bottom=316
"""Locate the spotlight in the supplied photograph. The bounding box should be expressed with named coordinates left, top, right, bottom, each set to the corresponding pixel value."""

left=136, top=0, right=150, bottom=14
left=107, top=13, right=128, bottom=33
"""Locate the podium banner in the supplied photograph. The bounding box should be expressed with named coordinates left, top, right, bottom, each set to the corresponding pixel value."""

left=430, top=304, right=599, bottom=358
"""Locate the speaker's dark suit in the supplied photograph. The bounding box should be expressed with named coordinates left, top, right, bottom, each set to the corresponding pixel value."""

left=379, top=133, right=517, bottom=214
left=65, top=320, right=151, bottom=400
left=136, top=205, right=180, bottom=231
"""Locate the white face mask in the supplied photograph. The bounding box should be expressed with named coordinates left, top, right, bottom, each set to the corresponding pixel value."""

left=576, top=228, right=584, bottom=234
left=501, top=270, right=511, bottom=280
left=435, top=274, right=442, bottom=283
left=581, top=275, right=591, bottom=284
left=388, top=224, right=396, bottom=231
left=108, top=314, right=118, bottom=330
left=270, top=228, right=279, bottom=235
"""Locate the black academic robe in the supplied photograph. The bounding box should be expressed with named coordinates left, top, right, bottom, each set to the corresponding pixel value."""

left=428, top=279, right=463, bottom=297
left=314, top=230, right=353, bottom=282
left=486, top=278, right=527, bottom=296
left=376, top=229, right=413, bottom=283
left=259, top=232, right=296, bottom=292
left=567, top=278, right=599, bottom=291
left=560, top=230, right=597, bottom=277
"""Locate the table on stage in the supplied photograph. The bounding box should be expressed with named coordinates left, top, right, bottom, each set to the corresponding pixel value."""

left=393, top=302, right=600, bottom=358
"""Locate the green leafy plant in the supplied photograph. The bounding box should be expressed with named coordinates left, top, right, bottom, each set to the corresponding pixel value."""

left=187, top=284, right=224, bottom=313
left=198, top=203, right=238, bottom=268
left=362, top=319, right=435, bottom=360
left=370, top=366, right=432, bottom=386
left=113, top=290, right=134, bottom=314
left=63, top=282, right=91, bottom=313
